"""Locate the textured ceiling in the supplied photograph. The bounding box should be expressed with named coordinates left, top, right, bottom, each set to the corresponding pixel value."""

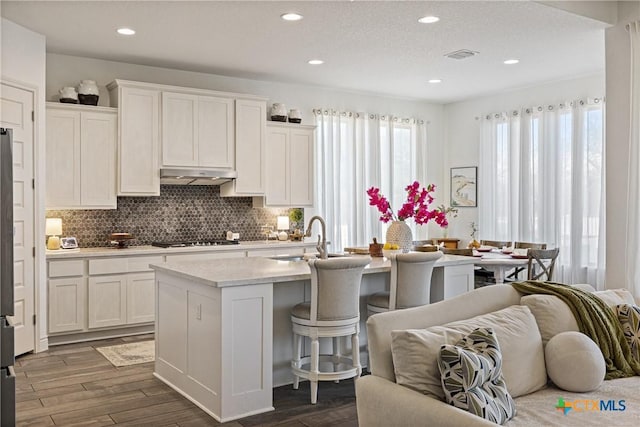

left=1, top=1, right=608, bottom=103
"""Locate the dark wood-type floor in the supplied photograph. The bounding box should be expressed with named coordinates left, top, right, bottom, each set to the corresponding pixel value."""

left=15, top=335, right=358, bottom=427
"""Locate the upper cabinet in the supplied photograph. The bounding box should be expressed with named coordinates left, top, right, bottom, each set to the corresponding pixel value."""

left=220, top=99, right=267, bottom=196
left=46, top=103, right=117, bottom=209
left=262, top=122, right=315, bottom=207
left=161, top=92, right=234, bottom=169
left=107, top=81, right=161, bottom=196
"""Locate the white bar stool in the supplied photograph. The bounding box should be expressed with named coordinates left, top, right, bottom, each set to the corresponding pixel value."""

left=291, top=256, right=372, bottom=404
left=367, top=251, right=442, bottom=314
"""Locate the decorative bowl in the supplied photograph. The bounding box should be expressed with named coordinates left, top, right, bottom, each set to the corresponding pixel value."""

left=109, top=232, right=134, bottom=248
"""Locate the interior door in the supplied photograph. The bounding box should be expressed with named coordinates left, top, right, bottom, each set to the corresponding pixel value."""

left=0, top=83, right=35, bottom=356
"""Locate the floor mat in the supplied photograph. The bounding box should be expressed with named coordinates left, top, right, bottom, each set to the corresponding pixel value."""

left=96, top=340, right=155, bottom=367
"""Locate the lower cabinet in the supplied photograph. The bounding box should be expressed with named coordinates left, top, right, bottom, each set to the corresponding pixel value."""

left=127, top=273, right=155, bottom=324
left=48, top=277, right=86, bottom=334
left=88, top=275, right=127, bottom=329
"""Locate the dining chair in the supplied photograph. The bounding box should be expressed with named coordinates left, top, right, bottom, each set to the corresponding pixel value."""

left=527, top=248, right=559, bottom=280
left=291, top=256, right=371, bottom=404
left=507, top=241, right=549, bottom=280
left=367, top=251, right=443, bottom=314
left=514, top=241, right=547, bottom=250
left=480, top=240, right=512, bottom=248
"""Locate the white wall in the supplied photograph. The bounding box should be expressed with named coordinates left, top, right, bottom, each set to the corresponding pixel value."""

left=1, top=18, right=47, bottom=351
left=605, top=1, right=640, bottom=290
left=442, top=74, right=605, bottom=246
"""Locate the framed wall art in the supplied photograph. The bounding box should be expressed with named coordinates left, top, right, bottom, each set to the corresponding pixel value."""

left=450, top=167, right=477, bottom=207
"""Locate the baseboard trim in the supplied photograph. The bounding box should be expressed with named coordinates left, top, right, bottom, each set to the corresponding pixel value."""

left=48, top=324, right=154, bottom=346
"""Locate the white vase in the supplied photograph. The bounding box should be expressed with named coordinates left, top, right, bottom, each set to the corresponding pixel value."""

left=386, top=221, right=413, bottom=253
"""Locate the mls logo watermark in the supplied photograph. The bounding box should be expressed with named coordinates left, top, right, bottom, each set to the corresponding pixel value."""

left=556, top=397, right=627, bottom=415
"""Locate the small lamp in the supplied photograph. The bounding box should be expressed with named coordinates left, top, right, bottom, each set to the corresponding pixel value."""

left=277, top=216, right=290, bottom=241
left=46, top=218, right=63, bottom=250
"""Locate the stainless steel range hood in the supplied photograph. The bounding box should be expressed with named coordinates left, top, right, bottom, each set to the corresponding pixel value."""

left=160, top=168, right=237, bottom=186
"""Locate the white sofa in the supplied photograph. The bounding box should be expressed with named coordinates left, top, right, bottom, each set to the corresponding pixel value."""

left=356, top=284, right=640, bottom=426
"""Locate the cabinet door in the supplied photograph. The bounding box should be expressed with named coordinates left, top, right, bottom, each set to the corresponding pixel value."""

left=48, top=277, right=86, bottom=333
left=88, top=275, right=127, bottom=329
left=234, top=99, right=266, bottom=194
left=198, top=96, right=234, bottom=168
left=80, top=111, right=117, bottom=208
left=289, top=128, right=315, bottom=206
left=119, top=86, right=160, bottom=196
left=265, top=127, right=289, bottom=205
left=162, top=92, right=198, bottom=167
left=127, top=273, right=155, bottom=324
left=46, top=108, right=81, bottom=208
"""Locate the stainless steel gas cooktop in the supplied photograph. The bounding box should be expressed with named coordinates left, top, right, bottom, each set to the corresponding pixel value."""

left=151, top=240, right=240, bottom=248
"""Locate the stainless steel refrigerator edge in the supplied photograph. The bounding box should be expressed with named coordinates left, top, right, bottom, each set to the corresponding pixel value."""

left=0, top=128, right=16, bottom=426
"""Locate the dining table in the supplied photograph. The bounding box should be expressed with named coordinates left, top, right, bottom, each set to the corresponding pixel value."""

left=473, top=250, right=529, bottom=284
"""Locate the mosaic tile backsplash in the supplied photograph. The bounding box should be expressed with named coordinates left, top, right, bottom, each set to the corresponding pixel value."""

left=46, top=185, right=301, bottom=247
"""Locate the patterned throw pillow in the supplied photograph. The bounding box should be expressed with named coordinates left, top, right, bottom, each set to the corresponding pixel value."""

left=616, top=304, right=640, bottom=361
left=438, top=328, right=516, bottom=425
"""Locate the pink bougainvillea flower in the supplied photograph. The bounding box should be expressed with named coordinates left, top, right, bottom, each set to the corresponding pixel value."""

left=366, top=182, right=447, bottom=229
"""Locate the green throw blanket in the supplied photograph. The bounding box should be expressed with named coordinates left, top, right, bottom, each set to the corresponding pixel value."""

left=512, top=280, right=640, bottom=380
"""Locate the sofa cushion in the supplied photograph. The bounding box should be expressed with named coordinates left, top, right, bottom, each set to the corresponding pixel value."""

left=520, top=288, right=636, bottom=346
left=615, top=304, right=640, bottom=361
left=438, top=328, right=516, bottom=425
left=391, top=305, right=546, bottom=400
left=545, top=331, right=605, bottom=392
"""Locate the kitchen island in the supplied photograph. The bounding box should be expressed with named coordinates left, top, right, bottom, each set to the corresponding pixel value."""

left=149, top=254, right=475, bottom=422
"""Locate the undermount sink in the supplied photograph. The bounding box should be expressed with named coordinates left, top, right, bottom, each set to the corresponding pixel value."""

left=269, top=253, right=349, bottom=262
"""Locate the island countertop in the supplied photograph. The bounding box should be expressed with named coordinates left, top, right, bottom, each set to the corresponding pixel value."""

left=149, top=254, right=475, bottom=288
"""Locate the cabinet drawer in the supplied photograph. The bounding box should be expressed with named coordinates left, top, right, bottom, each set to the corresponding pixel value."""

left=49, top=260, right=84, bottom=278
left=128, top=256, right=164, bottom=272
left=89, top=258, right=128, bottom=275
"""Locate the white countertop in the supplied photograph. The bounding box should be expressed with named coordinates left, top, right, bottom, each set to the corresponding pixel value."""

left=150, top=254, right=475, bottom=288
left=45, top=239, right=319, bottom=259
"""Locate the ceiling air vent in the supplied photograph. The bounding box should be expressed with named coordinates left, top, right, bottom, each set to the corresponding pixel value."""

left=444, top=49, right=479, bottom=60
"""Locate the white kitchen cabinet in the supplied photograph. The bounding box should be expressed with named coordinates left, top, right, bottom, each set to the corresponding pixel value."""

left=107, top=81, right=160, bottom=196
left=48, top=277, right=86, bottom=334
left=46, top=104, right=117, bottom=209
left=162, top=91, right=234, bottom=169
left=88, top=275, right=127, bottom=329
left=127, top=273, right=155, bottom=324
left=220, top=99, right=266, bottom=196
left=263, top=122, right=315, bottom=206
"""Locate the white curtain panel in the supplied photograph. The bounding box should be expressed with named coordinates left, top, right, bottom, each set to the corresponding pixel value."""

left=479, top=100, right=606, bottom=288
left=314, top=110, right=428, bottom=252
left=625, top=21, right=640, bottom=297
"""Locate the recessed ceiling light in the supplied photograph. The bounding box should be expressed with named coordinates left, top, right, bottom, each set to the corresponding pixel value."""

left=308, top=59, right=324, bottom=65
left=504, top=59, right=519, bottom=65
left=117, top=28, right=136, bottom=36
left=281, top=12, right=303, bottom=21
left=418, top=16, right=440, bottom=24
left=428, top=79, right=442, bottom=84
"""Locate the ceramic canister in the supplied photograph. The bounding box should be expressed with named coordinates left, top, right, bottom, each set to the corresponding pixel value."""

left=288, top=109, right=302, bottom=123
left=270, top=103, right=287, bottom=122
left=77, top=80, right=99, bottom=95
left=59, top=86, right=78, bottom=103
left=77, top=80, right=99, bottom=105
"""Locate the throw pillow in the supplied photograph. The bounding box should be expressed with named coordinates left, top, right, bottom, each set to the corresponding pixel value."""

left=615, top=303, right=640, bottom=361
left=545, top=331, right=605, bottom=392
left=521, top=294, right=579, bottom=345
left=521, top=288, right=636, bottom=347
left=438, top=327, right=516, bottom=425
left=391, top=305, right=546, bottom=400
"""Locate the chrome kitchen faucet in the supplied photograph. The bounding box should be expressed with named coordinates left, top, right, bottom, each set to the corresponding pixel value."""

left=304, top=215, right=327, bottom=259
